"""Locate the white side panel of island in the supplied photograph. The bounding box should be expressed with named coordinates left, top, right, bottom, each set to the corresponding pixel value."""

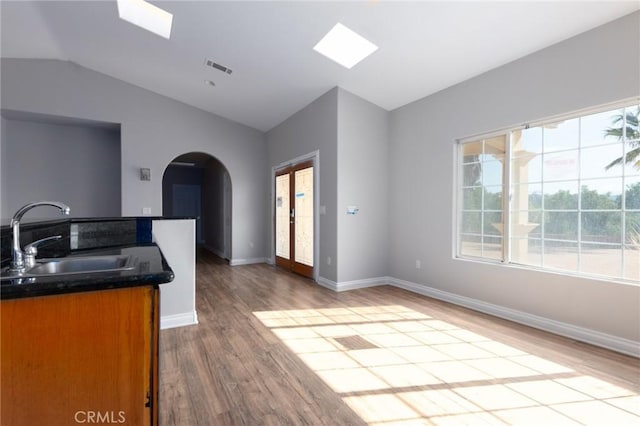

left=152, top=219, right=198, bottom=329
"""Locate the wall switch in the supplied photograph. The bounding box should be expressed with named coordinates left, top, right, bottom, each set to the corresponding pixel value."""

left=140, top=168, right=151, bottom=181
left=415, top=260, right=421, bottom=269
left=327, top=256, right=331, bottom=265
left=249, top=242, right=254, bottom=248
left=320, top=205, right=326, bottom=215
left=142, top=207, right=151, bottom=215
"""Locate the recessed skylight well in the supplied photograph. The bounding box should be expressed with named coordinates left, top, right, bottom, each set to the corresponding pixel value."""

left=313, top=23, right=378, bottom=69
left=117, top=0, right=173, bottom=39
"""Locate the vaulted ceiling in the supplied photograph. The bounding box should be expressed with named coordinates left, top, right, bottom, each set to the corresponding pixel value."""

left=2, top=1, right=638, bottom=131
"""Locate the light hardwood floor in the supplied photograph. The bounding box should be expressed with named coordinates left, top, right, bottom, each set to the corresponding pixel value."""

left=159, top=250, right=640, bottom=425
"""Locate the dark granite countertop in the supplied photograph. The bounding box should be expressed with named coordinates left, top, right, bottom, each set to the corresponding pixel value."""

left=69, top=216, right=196, bottom=222
left=0, top=243, right=174, bottom=300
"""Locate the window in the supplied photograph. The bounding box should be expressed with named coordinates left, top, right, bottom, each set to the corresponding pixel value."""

left=457, top=101, right=640, bottom=283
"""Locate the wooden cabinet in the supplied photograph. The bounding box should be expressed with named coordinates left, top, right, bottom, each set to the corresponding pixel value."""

left=1, top=286, right=159, bottom=426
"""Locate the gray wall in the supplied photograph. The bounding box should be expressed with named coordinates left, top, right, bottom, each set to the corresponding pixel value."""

left=1, top=59, right=266, bottom=262
left=266, top=88, right=338, bottom=281
left=337, top=89, right=389, bottom=282
left=388, top=12, right=640, bottom=341
left=1, top=118, right=121, bottom=218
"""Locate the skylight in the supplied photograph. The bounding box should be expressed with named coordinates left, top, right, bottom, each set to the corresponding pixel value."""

left=117, top=0, right=173, bottom=39
left=313, top=23, right=378, bottom=69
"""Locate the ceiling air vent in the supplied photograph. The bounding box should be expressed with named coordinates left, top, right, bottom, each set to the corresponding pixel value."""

left=204, top=59, right=233, bottom=75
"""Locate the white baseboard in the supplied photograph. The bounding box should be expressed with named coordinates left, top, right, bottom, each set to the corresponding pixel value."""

left=160, top=311, right=199, bottom=330
left=316, top=276, right=338, bottom=291
left=387, top=277, right=640, bottom=358
left=313, top=274, right=638, bottom=357
left=317, top=276, right=389, bottom=292
left=230, top=257, right=267, bottom=266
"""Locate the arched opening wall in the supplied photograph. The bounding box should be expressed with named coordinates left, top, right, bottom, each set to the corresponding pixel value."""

left=162, top=152, right=232, bottom=260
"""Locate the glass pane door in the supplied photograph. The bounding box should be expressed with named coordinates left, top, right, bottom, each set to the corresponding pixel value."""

left=294, top=167, right=313, bottom=267
left=275, top=173, right=290, bottom=260
left=274, top=161, right=314, bottom=278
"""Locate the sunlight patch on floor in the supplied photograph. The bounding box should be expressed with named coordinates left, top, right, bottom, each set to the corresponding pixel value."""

left=253, top=305, right=639, bottom=425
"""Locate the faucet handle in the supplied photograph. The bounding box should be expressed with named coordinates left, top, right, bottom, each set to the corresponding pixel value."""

left=24, top=235, right=63, bottom=258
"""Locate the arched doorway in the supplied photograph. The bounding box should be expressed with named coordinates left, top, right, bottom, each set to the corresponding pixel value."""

left=162, top=152, right=232, bottom=260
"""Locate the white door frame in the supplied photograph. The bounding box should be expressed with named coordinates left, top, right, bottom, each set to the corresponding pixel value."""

left=270, top=150, right=319, bottom=282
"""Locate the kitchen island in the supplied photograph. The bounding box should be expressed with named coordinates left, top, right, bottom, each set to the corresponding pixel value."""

left=1, top=240, right=174, bottom=426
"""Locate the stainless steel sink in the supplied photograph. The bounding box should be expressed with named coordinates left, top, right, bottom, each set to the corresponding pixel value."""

left=2, top=255, right=135, bottom=278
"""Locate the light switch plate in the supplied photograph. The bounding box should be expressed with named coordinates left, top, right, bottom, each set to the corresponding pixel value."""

left=140, top=168, right=151, bottom=181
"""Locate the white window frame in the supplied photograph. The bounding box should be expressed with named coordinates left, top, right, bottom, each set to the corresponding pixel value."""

left=454, top=98, right=640, bottom=284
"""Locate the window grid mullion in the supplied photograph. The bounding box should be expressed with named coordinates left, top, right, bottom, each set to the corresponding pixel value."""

left=621, top=107, right=627, bottom=277
left=505, top=132, right=512, bottom=264
left=480, top=140, right=485, bottom=258
left=541, top=130, right=545, bottom=268
left=577, top=117, right=582, bottom=273
left=457, top=144, right=463, bottom=258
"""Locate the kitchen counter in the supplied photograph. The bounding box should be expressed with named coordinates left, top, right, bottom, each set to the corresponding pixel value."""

left=0, top=243, right=174, bottom=300
left=1, top=241, right=169, bottom=425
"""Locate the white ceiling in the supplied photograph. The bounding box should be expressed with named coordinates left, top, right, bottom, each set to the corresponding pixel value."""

left=2, top=1, right=638, bottom=132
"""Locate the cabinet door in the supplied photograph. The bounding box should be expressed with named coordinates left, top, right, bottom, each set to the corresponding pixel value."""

left=0, top=286, right=157, bottom=426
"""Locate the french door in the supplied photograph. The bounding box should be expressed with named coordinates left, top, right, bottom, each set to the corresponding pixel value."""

left=275, top=161, right=314, bottom=278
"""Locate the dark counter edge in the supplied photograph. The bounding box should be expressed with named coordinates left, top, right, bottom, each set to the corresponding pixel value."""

left=0, top=243, right=174, bottom=300
left=1, top=216, right=196, bottom=227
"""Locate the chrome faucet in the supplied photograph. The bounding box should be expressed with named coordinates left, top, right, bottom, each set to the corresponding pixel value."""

left=9, top=201, right=71, bottom=272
